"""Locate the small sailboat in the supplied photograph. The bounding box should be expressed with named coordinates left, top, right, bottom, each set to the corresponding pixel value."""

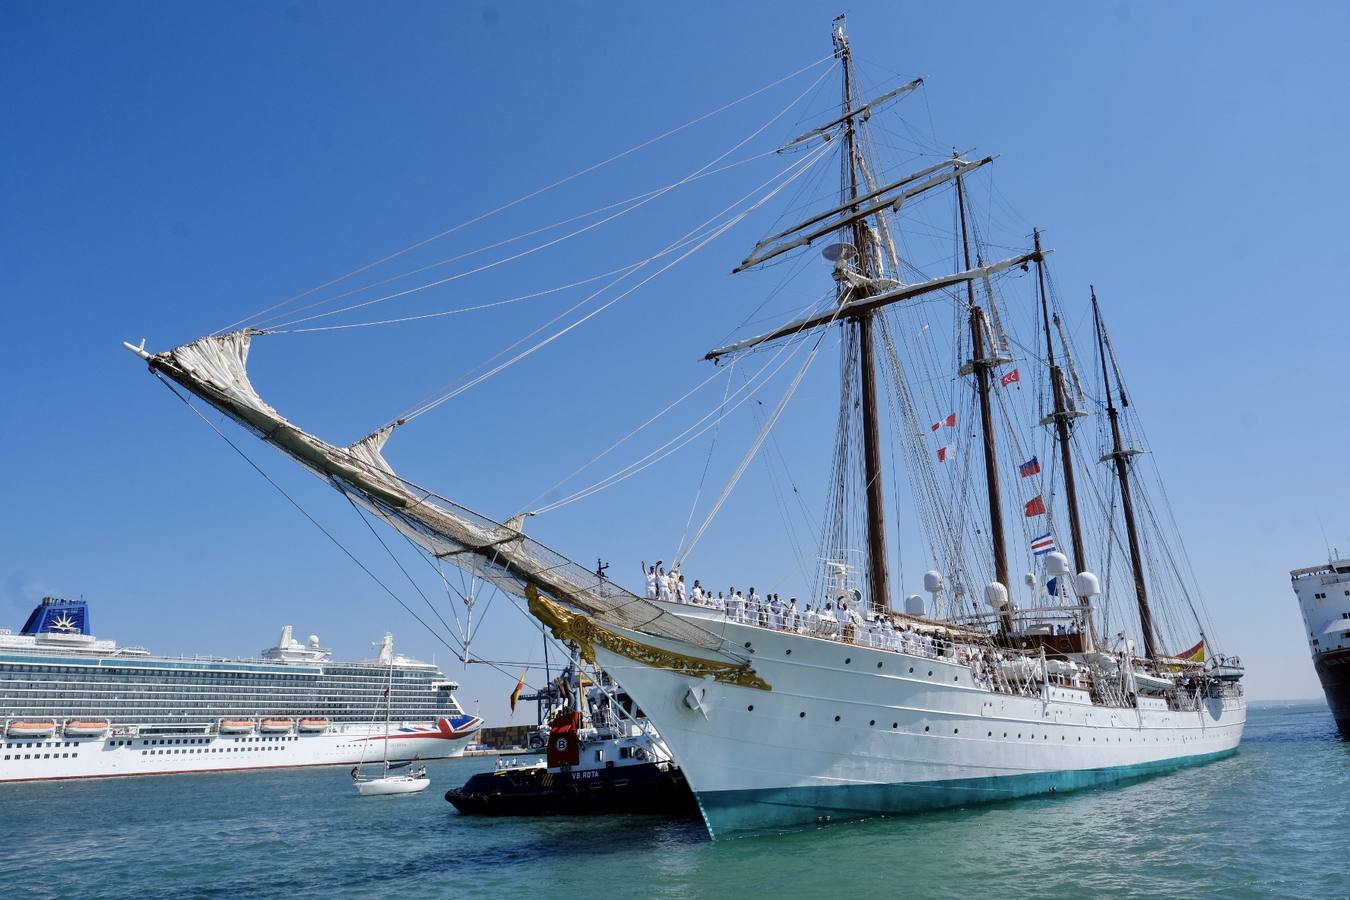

left=353, top=657, right=430, bottom=796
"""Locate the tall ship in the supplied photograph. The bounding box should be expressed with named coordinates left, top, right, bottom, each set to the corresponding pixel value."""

left=1291, top=557, right=1350, bottom=736
left=1, top=596, right=481, bottom=783
left=127, top=17, right=1245, bottom=838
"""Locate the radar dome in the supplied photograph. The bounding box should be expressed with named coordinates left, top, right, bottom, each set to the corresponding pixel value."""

left=984, top=582, right=1009, bottom=608
left=1074, top=572, right=1101, bottom=598
left=905, top=594, right=925, bottom=617
left=923, top=570, right=944, bottom=594
left=1044, top=551, right=1070, bottom=577
left=308, top=634, right=320, bottom=648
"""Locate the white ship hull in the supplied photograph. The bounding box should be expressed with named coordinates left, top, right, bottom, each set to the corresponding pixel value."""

left=592, top=610, right=1245, bottom=838
left=0, top=721, right=475, bottom=784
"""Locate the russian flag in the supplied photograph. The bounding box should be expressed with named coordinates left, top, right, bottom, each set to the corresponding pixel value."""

left=1031, top=532, right=1056, bottom=556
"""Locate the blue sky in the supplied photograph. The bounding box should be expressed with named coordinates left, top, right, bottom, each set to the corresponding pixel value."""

left=3, top=1, right=1347, bottom=720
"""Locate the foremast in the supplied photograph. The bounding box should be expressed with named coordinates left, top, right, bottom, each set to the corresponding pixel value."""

left=834, top=18, right=890, bottom=616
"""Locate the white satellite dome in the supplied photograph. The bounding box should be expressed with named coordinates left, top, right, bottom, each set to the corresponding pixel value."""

left=923, top=570, right=944, bottom=594
left=1074, top=572, right=1101, bottom=598
left=308, top=634, right=321, bottom=648
left=984, top=582, right=1010, bottom=608
left=904, top=594, right=925, bottom=617
left=1044, top=551, right=1070, bottom=577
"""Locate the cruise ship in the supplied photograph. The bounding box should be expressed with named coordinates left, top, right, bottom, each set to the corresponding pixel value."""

left=1291, top=558, right=1350, bottom=737
left=1, top=596, right=481, bottom=783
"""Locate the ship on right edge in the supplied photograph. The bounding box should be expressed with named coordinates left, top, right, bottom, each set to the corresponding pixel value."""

left=1291, top=557, right=1350, bottom=737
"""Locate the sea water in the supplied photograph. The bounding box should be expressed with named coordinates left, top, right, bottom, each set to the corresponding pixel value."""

left=2, top=702, right=1346, bottom=899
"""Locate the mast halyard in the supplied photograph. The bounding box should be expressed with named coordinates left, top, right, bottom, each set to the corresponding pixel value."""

left=1092, top=289, right=1157, bottom=661
left=956, top=172, right=1011, bottom=632
left=836, top=18, right=890, bottom=616
left=1035, top=229, right=1092, bottom=643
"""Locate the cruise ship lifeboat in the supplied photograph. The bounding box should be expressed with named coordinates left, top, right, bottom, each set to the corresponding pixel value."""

left=259, top=718, right=294, bottom=734
left=218, top=718, right=256, bottom=735
left=63, top=718, right=110, bottom=738
left=297, top=717, right=330, bottom=733
left=7, top=719, right=57, bottom=739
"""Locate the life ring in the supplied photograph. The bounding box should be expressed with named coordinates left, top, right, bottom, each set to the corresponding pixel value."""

left=528, top=733, right=544, bottom=750
left=634, top=746, right=649, bottom=762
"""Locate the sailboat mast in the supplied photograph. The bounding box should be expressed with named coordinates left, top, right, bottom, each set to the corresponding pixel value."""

left=1035, top=230, right=1088, bottom=579
left=956, top=173, right=1010, bottom=630
left=382, top=659, right=393, bottom=771
left=836, top=20, right=890, bottom=616
left=1091, top=290, right=1157, bottom=660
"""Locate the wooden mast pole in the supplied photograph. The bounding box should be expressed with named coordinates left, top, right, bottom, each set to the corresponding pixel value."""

left=956, top=172, right=1011, bottom=633
left=1092, top=289, right=1157, bottom=660
left=836, top=19, right=890, bottom=616
left=1036, top=230, right=1093, bottom=647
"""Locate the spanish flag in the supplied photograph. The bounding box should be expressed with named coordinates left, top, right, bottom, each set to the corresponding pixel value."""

left=1176, top=639, right=1205, bottom=663
left=509, top=669, right=527, bottom=715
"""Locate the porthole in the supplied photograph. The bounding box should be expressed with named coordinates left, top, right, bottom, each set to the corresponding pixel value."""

left=891, top=722, right=898, bottom=728
left=834, top=715, right=841, bottom=722
left=927, top=671, right=933, bottom=677
left=747, top=705, right=754, bottom=712
left=908, top=667, right=914, bottom=673
left=744, top=641, right=752, bottom=649
left=987, top=731, right=993, bottom=737
left=954, top=728, right=959, bottom=734
left=799, top=712, right=806, bottom=718
left=877, top=662, right=883, bottom=669
left=845, top=658, right=851, bottom=664
left=869, top=720, right=876, bottom=726
left=785, top=649, right=792, bottom=655
left=924, top=725, right=930, bottom=732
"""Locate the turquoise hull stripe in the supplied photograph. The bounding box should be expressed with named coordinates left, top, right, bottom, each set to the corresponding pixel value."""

left=695, top=748, right=1237, bottom=839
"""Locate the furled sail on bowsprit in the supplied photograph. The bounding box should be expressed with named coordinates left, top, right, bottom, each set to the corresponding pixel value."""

left=126, top=330, right=726, bottom=654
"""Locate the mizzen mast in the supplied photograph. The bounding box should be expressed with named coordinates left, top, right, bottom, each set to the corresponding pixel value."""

left=1092, top=289, right=1157, bottom=660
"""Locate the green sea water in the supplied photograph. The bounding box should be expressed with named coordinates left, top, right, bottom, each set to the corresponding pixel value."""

left=3, top=702, right=1346, bottom=899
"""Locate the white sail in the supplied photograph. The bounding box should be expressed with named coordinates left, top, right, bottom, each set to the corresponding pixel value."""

left=127, top=331, right=726, bottom=656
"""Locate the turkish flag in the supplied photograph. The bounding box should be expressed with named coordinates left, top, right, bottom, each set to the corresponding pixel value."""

left=1024, top=495, right=1046, bottom=517
left=1000, top=369, right=1020, bottom=387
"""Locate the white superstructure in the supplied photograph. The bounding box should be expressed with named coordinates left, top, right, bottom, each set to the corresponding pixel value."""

left=0, top=597, right=481, bottom=783
left=1291, top=558, right=1350, bottom=735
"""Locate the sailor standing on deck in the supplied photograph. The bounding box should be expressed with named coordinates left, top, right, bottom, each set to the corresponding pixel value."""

left=642, top=562, right=658, bottom=600
left=691, top=579, right=704, bottom=605
left=657, top=565, right=671, bottom=602
left=676, top=573, right=687, bottom=604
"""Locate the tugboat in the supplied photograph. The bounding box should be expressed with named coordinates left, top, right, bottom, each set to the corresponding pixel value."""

left=445, top=657, right=696, bottom=817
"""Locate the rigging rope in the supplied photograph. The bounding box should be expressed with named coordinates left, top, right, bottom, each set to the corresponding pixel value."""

left=254, top=148, right=789, bottom=333
left=676, top=302, right=844, bottom=568
left=214, top=52, right=836, bottom=336
left=393, top=138, right=835, bottom=427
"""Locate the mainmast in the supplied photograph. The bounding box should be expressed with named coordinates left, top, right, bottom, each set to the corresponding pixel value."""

left=956, top=172, right=1011, bottom=632
left=1035, top=231, right=1088, bottom=580
left=1091, top=289, right=1157, bottom=660
left=835, top=18, right=889, bottom=616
